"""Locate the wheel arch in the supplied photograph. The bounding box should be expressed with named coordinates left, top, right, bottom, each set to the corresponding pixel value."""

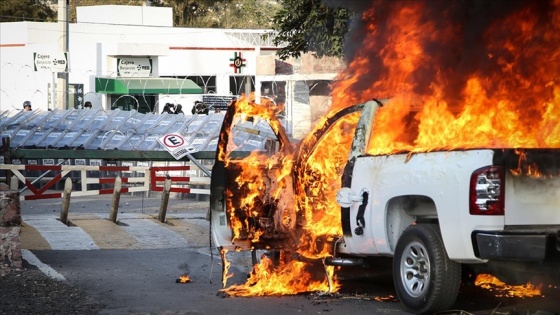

left=386, top=195, right=438, bottom=252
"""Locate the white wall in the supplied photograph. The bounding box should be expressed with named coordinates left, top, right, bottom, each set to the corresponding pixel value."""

left=77, top=5, right=173, bottom=27
left=0, top=15, right=275, bottom=112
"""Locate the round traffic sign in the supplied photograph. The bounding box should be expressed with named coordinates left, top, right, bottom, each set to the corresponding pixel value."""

left=161, top=134, right=185, bottom=148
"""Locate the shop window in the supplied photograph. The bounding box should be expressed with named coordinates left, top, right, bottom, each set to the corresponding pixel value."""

left=187, top=76, right=216, bottom=94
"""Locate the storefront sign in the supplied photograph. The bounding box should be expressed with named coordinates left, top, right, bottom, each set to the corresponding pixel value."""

left=33, top=52, right=68, bottom=72
left=117, top=57, right=152, bottom=77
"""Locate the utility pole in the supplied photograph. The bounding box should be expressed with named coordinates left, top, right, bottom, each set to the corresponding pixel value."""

left=57, top=0, right=69, bottom=109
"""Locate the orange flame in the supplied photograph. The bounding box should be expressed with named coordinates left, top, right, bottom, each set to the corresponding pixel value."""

left=332, top=1, right=560, bottom=155
left=177, top=275, right=191, bottom=283
left=220, top=248, right=234, bottom=288
left=474, top=274, right=543, bottom=298
left=220, top=97, right=354, bottom=296
left=219, top=0, right=560, bottom=299
left=295, top=113, right=361, bottom=258
left=222, top=254, right=339, bottom=296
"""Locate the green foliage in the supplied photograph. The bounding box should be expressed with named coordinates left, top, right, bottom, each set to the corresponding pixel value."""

left=149, top=0, right=207, bottom=27
left=150, top=0, right=280, bottom=29
left=69, top=0, right=147, bottom=22
left=1, top=0, right=280, bottom=28
left=0, top=0, right=56, bottom=22
left=268, top=0, right=352, bottom=60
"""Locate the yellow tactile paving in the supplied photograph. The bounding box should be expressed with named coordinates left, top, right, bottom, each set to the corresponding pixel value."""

left=164, top=217, right=210, bottom=247
left=69, top=215, right=142, bottom=249
left=20, top=222, right=51, bottom=250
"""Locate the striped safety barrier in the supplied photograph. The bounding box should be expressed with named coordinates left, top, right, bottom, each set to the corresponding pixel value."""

left=150, top=165, right=193, bottom=194
left=1, top=163, right=211, bottom=200
left=1, top=164, right=149, bottom=200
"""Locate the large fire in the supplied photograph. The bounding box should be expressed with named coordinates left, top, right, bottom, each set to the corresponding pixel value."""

left=332, top=0, right=560, bottom=154
left=219, top=0, right=559, bottom=298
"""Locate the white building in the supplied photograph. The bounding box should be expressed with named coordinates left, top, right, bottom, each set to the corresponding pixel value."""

left=0, top=4, right=343, bottom=138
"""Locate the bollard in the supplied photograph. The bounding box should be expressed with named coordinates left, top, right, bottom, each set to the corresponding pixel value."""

left=109, top=176, right=122, bottom=223
left=9, top=176, right=18, bottom=191
left=158, top=177, right=172, bottom=223
left=60, top=177, right=72, bottom=225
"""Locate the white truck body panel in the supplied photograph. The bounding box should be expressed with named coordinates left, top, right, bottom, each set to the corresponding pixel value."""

left=338, top=149, right=507, bottom=262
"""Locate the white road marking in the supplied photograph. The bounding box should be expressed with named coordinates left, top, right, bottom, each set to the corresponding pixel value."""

left=21, top=249, right=66, bottom=281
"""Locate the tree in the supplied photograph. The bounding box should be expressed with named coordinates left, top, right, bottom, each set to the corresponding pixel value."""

left=203, top=0, right=280, bottom=29
left=149, top=0, right=205, bottom=27
left=68, top=0, right=146, bottom=22
left=149, top=0, right=280, bottom=29
left=2, top=0, right=280, bottom=29
left=234, top=0, right=281, bottom=29
left=268, top=0, right=352, bottom=60
left=0, top=0, right=56, bottom=22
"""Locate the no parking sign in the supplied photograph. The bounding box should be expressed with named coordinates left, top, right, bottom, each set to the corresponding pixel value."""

left=158, top=134, right=198, bottom=160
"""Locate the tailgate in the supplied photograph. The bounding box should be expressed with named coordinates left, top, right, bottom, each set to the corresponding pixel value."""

left=496, top=149, right=560, bottom=226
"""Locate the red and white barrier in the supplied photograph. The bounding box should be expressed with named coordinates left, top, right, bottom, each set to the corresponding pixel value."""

left=1, top=163, right=211, bottom=200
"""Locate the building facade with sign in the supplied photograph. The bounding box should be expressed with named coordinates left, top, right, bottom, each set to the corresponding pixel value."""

left=0, top=4, right=343, bottom=139
left=0, top=5, right=279, bottom=113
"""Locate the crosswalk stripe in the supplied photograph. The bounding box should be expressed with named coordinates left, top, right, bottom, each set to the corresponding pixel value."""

left=165, top=217, right=210, bottom=248
left=118, top=214, right=189, bottom=249
left=21, top=214, right=207, bottom=250
left=22, top=214, right=100, bottom=250
left=70, top=214, right=142, bottom=250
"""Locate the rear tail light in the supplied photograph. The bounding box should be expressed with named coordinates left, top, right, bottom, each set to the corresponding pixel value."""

left=469, top=166, right=505, bottom=215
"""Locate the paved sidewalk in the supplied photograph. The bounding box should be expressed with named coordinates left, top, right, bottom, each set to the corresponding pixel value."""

left=19, top=194, right=212, bottom=251
left=20, top=193, right=209, bottom=216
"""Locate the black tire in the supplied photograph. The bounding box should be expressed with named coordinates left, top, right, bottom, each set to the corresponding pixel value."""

left=393, top=224, right=461, bottom=314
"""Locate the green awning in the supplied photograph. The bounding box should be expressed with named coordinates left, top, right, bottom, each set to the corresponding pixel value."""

left=95, top=77, right=202, bottom=95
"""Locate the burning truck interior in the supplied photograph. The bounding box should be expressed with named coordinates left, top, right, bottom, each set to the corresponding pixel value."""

left=210, top=96, right=367, bottom=294
left=209, top=0, right=559, bottom=313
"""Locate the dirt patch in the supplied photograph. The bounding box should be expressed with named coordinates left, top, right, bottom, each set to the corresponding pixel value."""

left=0, top=262, right=105, bottom=315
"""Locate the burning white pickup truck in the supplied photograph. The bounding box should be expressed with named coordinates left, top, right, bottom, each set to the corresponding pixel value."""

left=334, top=100, right=560, bottom=312
left=210, top=98, right=560, bottom=313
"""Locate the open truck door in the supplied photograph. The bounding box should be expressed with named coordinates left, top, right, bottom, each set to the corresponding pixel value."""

left=210, top=99, right=295, bottom=253
left=210, top=98, right=369, bottom=257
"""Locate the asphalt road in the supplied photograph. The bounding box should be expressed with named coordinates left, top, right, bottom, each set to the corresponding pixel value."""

left=25, top=247, right=560, bottom=315
left=28, top=249, right=404, bottom=315
left=18, top=195, right=560, bottom=315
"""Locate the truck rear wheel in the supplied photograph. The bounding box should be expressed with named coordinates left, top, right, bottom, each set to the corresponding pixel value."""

left=393, top=224, right=461, bottom=314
